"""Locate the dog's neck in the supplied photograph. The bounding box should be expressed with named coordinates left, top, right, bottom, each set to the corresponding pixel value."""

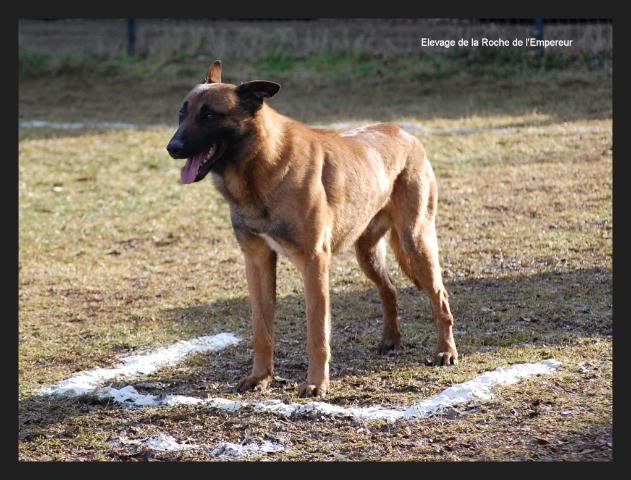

left=249, top=103, right=288, bottom=164
left=213, top=103, right=292, bottom=210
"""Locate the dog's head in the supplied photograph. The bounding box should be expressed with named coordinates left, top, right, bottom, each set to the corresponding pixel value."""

left=166, top=60, right=281, bottom=183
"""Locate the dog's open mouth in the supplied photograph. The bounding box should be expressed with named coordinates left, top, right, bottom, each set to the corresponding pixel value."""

left=180, top=143, right=225, bottom=184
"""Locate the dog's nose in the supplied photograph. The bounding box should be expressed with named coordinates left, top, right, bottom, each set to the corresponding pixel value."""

left=166, top=139, right=185, bottom=158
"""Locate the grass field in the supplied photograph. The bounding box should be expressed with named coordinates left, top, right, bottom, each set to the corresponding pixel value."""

left=18, top=51, right=612, bottom=461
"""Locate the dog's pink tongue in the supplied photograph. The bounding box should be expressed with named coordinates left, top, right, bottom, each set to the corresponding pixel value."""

left=180, top=156, right=202, bottom=184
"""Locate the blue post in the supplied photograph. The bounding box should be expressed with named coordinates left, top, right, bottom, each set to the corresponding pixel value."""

left=127, top=17, right=136, bottom=56
left=534, top=17, right=544, bottom=40
left=534, top=17, right=544, bottom=56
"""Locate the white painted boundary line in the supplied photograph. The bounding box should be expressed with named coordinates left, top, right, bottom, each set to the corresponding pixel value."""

left=18, top=119, right=436, bottom=133
left=40, top=331, right=561, bottom=423
left=114, top=433, right=284, bottom=457
left=40, top=332, right=241, bottom=397
left=18, top=119, right=511, bottom=135
left=90, top=359, right=560, bottom=422
left=23, top=119, right=606, bottom=136
left=19, top=120, right=171, bottom=130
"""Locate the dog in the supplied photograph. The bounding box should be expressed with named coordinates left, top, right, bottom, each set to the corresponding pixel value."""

left=166, top=61, right=458, bottom=398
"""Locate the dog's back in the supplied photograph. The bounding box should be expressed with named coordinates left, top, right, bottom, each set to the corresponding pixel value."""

left=271, top=119, right=432, bottom=254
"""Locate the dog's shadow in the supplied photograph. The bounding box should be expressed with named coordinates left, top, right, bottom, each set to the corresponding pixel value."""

left=152, top=266, right=610, bottom=394
left=19, top=267, right=610, bottom=432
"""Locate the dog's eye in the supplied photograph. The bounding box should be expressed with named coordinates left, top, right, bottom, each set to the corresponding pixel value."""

left=204, top=113, right=225, bottom=123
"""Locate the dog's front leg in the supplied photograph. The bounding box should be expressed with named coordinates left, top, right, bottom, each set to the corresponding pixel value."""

left=298, top=251, right=331, bottom=398
left=236, top=238, right=277, bottom=393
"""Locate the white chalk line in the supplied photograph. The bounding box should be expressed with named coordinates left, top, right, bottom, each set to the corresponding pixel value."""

left=40, top=332, right=241, bottom=397
left=17, top=119, right=511, bottom=136
left=21, top=119, right=604, bottom=137
left=40, top=331, right=561, bottom=423
left=18, top=119, right=451, bottom=134
left=113, top=433, right=285, bottom=457
left=86, top=359, right=561, bottom=422
left=20, top=120, right=170, bottom=130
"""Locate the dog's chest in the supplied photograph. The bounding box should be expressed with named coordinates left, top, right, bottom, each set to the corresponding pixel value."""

left=230, top=205, right=294, bottom=258
left=258, top=233, right=288, bottom=257
left=215, top=173, right=295, bottom=258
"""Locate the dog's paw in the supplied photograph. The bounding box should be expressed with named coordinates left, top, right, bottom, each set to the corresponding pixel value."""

left=433, top=350, right=459, bottom=366
left=377, top=337, right=401, bottom=355
left=298, top=381, right=328, bottom=398
left=237, top=373, right=273, bottom=393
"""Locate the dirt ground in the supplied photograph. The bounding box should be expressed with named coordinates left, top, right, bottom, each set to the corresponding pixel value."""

left=18, top=49, right=612, bottom=461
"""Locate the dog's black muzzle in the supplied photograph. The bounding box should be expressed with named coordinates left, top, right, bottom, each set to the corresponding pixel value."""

left=166, top=138, right=187, bottom=159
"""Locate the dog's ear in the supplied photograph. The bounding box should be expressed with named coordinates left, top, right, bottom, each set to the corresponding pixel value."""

left=236, top=80, right=281, bottom=112
left=205, top=60, right=222, bottom=83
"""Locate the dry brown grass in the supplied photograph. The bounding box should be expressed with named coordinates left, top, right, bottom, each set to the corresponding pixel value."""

left=18, top=54, right=611, bottom=461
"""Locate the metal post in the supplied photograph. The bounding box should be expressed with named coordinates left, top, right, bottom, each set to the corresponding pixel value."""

left=534, top=17, right=544, bottom=56
left=127, top=17, right=136, bottom=56
left=534, top=17, right=544, bottom=41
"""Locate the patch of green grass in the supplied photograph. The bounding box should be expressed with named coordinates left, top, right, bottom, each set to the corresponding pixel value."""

left=253, top=51, right=385, bottom=77
left=20, top=47, right=611, bottom=82
left=252, top=53, right=297, bottom=75
left=18, top=52, right=611, bottom=129
left=19, top=50, right=124, bottom=79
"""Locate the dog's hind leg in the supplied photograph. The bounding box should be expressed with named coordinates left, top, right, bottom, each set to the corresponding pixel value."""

left=390, top=159, right=458, bottom=366
left=355, top=216, right=401, bottom=354
left=388, top=228, right=421, bottom=291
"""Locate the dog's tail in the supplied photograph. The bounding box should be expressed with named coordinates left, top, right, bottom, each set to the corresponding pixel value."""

left=388, top=229, right=422, bottom=290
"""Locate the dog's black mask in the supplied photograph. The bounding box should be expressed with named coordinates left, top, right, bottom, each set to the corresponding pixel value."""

left=165, top=61, right=281, bottom=184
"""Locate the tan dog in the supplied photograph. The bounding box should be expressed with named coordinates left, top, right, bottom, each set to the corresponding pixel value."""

left=166, top=61, right=458, bottom=398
